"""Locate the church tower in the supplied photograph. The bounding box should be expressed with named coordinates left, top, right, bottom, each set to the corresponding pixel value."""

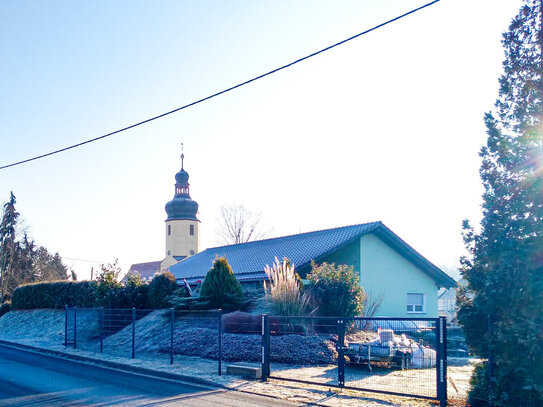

left=161, top=150, right=199, bottom=270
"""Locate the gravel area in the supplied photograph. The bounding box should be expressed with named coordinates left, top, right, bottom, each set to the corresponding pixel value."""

left=158, top=327, right=337, bottom=364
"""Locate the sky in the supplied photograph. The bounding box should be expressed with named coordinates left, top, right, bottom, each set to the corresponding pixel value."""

left=0, top=0, right=524, bottom=280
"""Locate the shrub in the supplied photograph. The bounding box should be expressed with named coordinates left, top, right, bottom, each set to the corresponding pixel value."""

left=468, top=362, right=490, bottom=407
left=95, top=262, right=123, bottom=308
left=307, top=262, right=366, bottom=317
left=146, top=272, right=177, bottom=309
left=264, top=257, right=312, bottom=316
left=12, top=281, right=97, bottom=309
left=200, top=257, right=243, bottom=308
left=122, top=273, right=149, bottom=309
left=0, top=302, right=11, bottom=317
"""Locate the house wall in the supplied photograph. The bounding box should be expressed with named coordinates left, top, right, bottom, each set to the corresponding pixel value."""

left=359, top=234, right=439, bottom=318
left=321, top=239, right=361, bottom=272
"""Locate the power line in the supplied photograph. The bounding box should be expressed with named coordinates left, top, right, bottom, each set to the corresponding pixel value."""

left=62, top=256, right=131, bottom=266
left=0, top=0, right=440, bottom=171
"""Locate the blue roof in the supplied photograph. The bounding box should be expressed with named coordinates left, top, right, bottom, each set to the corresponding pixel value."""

left=169, top=221, right=456, bottom=288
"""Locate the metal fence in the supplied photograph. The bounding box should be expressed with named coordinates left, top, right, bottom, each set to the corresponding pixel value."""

left=63, top=306, right=223, bottom=374
left=64, top=307, right=447, bottom=405
left=261, top=315, right=447, bottom=406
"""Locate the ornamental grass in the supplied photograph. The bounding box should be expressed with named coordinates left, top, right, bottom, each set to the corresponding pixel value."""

left=263, top=257, right=312, bottom=316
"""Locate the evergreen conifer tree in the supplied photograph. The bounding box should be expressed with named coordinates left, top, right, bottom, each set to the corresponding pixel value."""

left=457, top=2, right=543, bottom=405
left=0, top=192, right=19, bottom=301
left=0, top=192, right=70, bottom=301
left=200, top=257, right=243, bottom=307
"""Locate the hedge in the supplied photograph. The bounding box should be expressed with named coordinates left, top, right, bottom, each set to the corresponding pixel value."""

left=11, top=274, right=173, bottom=310
left=12, top=281, right=97, bottom=309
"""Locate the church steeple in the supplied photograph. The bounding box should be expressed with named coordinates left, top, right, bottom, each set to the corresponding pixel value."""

left=162, top=146, right=200, bottom=267
left=165, top=147, right=199, bottom=221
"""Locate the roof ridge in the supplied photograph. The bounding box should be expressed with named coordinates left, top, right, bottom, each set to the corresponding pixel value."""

left=204, top=221, right=382, bottom=251
left=129, top=260, right=161, bottom=267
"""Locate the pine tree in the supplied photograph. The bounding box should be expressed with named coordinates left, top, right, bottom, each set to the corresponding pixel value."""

left=34, top=247, right=69, bottom=281
left=457, top=2, right=543, bottom=405
left=0, top=193, right=70, bottom=301
left=0, top=192, right=19, bottom=301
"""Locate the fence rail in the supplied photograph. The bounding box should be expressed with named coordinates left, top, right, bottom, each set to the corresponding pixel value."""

left=63, top=307, right=447, bottom=406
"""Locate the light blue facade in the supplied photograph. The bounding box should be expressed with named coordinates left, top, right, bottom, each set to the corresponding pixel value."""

left=320, top=234, right=439, bottom=318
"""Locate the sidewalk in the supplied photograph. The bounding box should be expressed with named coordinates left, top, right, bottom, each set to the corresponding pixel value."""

left=0, top=336, right=444, bottom=407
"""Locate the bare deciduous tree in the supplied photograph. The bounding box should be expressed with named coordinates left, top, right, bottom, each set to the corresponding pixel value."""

left=215, top=205, right=271, bottom=245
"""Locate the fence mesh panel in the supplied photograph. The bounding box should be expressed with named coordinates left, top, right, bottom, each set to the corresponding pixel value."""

left=343, top=318, right=438, bottom=398
left=65, top=307, right=222, bottom=369
left=267, top=316, right=442, bottom=400
left=268, top=316, right=340, bottom=386
left=73, top=308, right=101, bottom=353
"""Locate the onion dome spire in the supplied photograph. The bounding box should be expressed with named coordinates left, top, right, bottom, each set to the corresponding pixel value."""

left=165, top=145, right=199, bottom=221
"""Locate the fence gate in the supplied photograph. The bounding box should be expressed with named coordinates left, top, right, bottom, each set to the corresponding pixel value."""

left=261, top=315, right=447, bottom=406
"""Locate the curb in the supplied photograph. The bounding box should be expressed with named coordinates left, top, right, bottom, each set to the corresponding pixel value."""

left=0, top=339, right=223, bottom=389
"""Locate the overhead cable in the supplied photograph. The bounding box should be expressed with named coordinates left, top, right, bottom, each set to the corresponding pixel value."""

left=0, top=0, right=439, bottom=170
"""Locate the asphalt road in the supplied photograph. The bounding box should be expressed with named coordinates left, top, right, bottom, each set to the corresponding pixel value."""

left=0, top=345, right=296, bottom=406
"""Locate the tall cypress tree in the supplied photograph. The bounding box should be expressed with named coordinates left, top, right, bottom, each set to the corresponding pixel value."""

left=457, top=1, right=543, bottom=406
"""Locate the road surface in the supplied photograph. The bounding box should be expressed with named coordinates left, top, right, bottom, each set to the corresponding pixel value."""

left=0, top=344, right=295, bottom=406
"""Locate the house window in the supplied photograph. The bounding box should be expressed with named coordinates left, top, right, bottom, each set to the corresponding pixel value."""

left=190, top=225, right=194, bottom=236
left=168, top=225, right=171, bottom=236
left=407, top=293, right=425, bottom=313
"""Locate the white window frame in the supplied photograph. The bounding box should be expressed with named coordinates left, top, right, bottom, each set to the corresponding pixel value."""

left=406, top=293, right=425, bottom=314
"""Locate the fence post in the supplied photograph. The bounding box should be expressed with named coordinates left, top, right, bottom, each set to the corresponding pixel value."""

left=337, top=319, right=345, bottom=388
left=436, top=316, right=447, bottom=406
left=73, top=306, right=77, bottom=349
left=131, top=307, right=136, bottom=358
left=218, top=310, right=222, bottom=375
left=100, top=307, right=104, bottom=353
left=170, top=308, right=174, bottom=365
left=64, top=305, right=68, bottom=346
left=261, top=314, right=270, bottom=381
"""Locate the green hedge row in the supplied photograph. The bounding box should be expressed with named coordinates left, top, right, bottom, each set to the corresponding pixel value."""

left=11, top=272, right=178, bottom=310
left=12, top=281, right=98, bottom=309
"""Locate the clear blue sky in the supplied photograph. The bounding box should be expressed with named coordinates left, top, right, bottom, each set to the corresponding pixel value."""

left=0, top=0, right=523, bottom=279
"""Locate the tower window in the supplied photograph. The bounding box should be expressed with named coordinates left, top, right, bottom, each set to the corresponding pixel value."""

left=190, top=224, right=194, bottom=236
left=168, top=225, right=171, bottom=236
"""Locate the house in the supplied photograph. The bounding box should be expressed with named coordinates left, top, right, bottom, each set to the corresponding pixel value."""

left=123, top=261, right=161, bottom=283
left=169, top=221, right=456, bottom=318
left=129, top=150, right=456, bottom=318
left=438, top=278, right=464, bottom=325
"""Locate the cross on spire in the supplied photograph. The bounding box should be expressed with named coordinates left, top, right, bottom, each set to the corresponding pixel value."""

left=181, top=143, right=184, bottom=169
